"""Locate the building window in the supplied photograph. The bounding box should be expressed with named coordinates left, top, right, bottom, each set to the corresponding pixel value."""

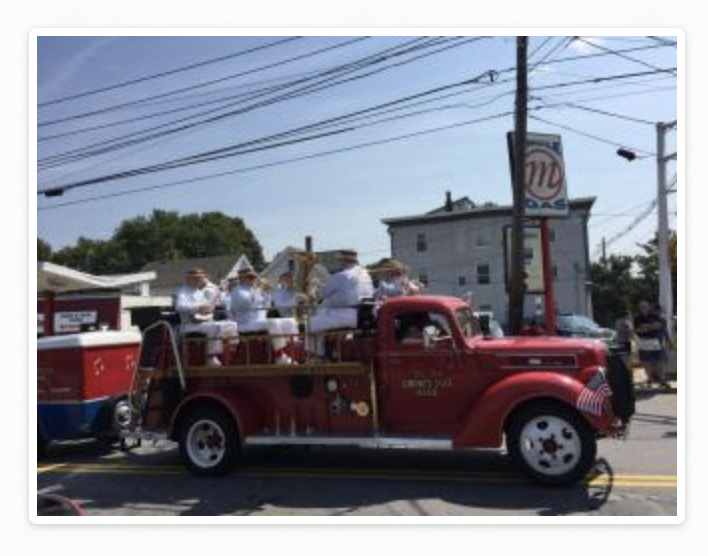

left=458, top=276, right=467, bottom=287
left=552, top=265, right=559, bottom=280
left=549, top=228, right=556, bottom=243
left=418, top=269, right=429, bottom=287
left=475, top=234, right=489, bottom=247
left=416, top=233, right=427, bottom=252
left=477, top=264, right=491, bottom=285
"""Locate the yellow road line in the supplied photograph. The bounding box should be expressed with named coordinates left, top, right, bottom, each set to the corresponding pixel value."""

left=37, top=462, right=677, bottom=488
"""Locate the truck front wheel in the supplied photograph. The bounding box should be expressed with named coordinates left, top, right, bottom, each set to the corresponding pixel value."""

left=178, top=405, right=239, bottom=477
left=506, top=402, right=597, bottom=486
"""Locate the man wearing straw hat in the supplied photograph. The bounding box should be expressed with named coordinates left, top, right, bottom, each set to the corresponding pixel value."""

left=374, top=259, right=420, bottom=301
left=308, top=249, right=373, bottom=357
left=175, top=268, right=239, bottom=367
left=228, top=267, right=299, bottom=364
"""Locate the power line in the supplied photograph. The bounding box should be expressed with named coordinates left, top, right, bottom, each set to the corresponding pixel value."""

left=38, top=68, right=501, bottom=194
left=37, top=36, right=303, bottom=108
left=39, top=64, right=673, bottom=172
left=533, top=99, right=656, bottom=126
left=37, top=36, right=374, bottom=127
left=574, top=37, right=677, bottom=76
left=37, top=110, right=514, bottom=210
left=38, top=37, right=489, bottom=170
left=529, top=114, right=656, bottom=156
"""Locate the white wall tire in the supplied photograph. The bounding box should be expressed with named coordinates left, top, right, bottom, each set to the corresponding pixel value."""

left=178, top=406, right=238, bottom=476
left=507, top=402, right=597, bottom=486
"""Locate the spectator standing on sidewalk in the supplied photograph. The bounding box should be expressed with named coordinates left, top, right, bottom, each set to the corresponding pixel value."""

left=614, top=306, right=635, bottom=369
left=634, top=300, right=670, bottom=388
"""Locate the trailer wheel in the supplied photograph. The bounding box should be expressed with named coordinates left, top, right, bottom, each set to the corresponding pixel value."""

left=506, top=402, right=596, bottom=486
left=112, top=398, right=134, bottom=432
left=178, top=405, right=239, bottom=477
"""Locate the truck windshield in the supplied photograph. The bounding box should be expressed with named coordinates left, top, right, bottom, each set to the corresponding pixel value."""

left=456, top=307, right=483, bottom=338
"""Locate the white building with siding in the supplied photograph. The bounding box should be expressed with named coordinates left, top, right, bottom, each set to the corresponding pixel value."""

left=381, top=194, right=595, bottom=327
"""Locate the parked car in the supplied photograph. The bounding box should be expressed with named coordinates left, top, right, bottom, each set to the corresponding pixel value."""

left=556, top=314, right=615, bottom=343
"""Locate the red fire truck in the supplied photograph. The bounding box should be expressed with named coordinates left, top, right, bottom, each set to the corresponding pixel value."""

left=127, top=295, right=634, bottom=486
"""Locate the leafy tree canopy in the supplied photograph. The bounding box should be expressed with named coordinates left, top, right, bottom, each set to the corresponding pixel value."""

left=40, top=210, right=265, bottom=274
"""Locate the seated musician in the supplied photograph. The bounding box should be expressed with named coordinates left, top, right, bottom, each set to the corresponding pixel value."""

left=375, top=259, right=421, bottom=301
left=307, top=249, right=374, bottom=358
left=228, top=267, right=298, bottom=364
left=175, top=268, right=239, bottom=367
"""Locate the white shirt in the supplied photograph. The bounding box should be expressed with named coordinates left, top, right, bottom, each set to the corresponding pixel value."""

left=228, top=284, right=268, bottom=327
left=272, top=288, right=296, bottom=317
left=321, top=264, right=374, bottom=308
left=175, top=282, right=221, bottom=323
left=376, top=277, right=407, bottom=300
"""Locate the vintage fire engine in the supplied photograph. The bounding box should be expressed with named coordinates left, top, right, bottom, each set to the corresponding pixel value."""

left=126, top=295, right=634, bottom=486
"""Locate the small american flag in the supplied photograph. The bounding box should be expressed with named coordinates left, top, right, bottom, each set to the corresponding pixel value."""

left=577, top=369, right=612, bottom=417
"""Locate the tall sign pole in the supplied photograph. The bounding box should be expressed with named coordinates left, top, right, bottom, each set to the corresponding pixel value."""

left=656, top=121, right=676, bottom=331
left=508, top=36, right=528, bottom=335
left=540, top=219, right=556, bottom=334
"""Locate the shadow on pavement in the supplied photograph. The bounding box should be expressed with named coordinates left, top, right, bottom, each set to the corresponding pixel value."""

left=38, top=444, right=617, bottom=517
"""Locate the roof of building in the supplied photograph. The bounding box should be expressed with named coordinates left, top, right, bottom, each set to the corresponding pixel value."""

left=37, top=262, right=156, bottom=294
left=141, top=254, right=247, bottom=293
left=382, top=196, right=596, bottom=227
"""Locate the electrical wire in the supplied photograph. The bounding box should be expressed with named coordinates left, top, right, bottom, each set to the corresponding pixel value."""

left=38, top=37, right=484, bottom=169
left=37, top=36, right=374, bottom=127
left=574, top=37, right=677, bottom=76
left=37, top=110, right=514, bottom=209
left=37, top=36, right=304, bottom=108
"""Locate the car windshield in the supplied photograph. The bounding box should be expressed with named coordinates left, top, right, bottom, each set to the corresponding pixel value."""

left=557, top=315, right=601, bottom=332
left=456, top=307, right=483, bottom=338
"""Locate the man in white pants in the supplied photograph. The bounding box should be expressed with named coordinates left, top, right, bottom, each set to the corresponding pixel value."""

left=175, top=268, right=239, bottom=367
left=308, top=249, right=374, bottom=357
left=228, top=268, right=298, bottom=364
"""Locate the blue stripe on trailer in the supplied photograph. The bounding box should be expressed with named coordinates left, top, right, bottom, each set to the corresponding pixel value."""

left=38, top=398, right=110, bottom=441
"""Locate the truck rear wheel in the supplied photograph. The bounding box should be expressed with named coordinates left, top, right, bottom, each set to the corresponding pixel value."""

left=178, top=405, right=239, bottom=477
left=506, top=402, right=596, bottom=486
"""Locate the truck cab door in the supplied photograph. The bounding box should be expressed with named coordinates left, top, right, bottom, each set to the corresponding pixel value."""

left=379, top=309, right=477, bottom=435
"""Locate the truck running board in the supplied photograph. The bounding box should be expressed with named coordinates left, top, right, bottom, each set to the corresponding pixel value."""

left=244, top=435, right=453, bottom=450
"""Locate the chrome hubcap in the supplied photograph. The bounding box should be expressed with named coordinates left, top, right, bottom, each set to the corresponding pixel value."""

left=114, top=401, right=133, bottom=429
left=186, top=419, right=226, bottom=468
left=519, top=415, right=582, bottom=476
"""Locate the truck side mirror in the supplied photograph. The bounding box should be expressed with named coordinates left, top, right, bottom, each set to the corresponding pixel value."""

left=423, top=325, right=439, bottom=349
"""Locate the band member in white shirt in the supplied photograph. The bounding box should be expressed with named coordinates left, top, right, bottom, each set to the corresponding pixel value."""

left=227, top=268, right=269, bottom=332
left=308, top=249, right=373, bottom=357
left=228, top=268, right=299, bottom=364
left=375, top=259, right=420, bottom=301
left=272, top=271, right=297, bottom=318
left=175, top=268, right=239, bottom=367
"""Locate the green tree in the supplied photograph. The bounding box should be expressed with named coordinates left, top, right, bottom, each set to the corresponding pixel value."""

left=48, top=210, right=265, bottom=274
left=37, top=238, right=52, bottom=262
left=113, top=210, right=264, bottom=271
left=633, top=231, right=677, bottom=313
left=590, top=255, right=635, bottom=326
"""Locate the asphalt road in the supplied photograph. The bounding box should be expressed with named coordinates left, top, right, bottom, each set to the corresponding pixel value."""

left=36, top=390, right=678, bottom=517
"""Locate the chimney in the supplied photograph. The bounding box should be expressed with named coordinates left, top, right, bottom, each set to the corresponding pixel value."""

left=445, top=191, right=453, bottom=212
left=305, top=235, right=313, bottom=253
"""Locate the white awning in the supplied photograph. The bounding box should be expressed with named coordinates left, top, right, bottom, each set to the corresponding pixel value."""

left=37, top=262, right=156, bottom=294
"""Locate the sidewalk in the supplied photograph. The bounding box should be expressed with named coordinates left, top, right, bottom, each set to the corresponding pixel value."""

left=632, top=366, right=678, bottom=391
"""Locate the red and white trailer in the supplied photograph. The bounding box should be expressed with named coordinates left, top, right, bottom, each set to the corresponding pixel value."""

left=36, top=262, right=157, bottom=456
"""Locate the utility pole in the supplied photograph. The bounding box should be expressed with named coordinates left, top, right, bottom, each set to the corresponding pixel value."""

left=656, top=121, right=677, bottom=333
left=508, top=36, right=528, bottom=335
left=601, top=237, right=607, bottom=264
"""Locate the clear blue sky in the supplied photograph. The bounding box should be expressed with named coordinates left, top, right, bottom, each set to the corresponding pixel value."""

left=36, top=35, right=677, bottom=264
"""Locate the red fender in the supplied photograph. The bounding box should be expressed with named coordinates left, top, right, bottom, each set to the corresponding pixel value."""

left=453, top=372, right=586, bottom=449
left=170, top=388, right=263, bottom=441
